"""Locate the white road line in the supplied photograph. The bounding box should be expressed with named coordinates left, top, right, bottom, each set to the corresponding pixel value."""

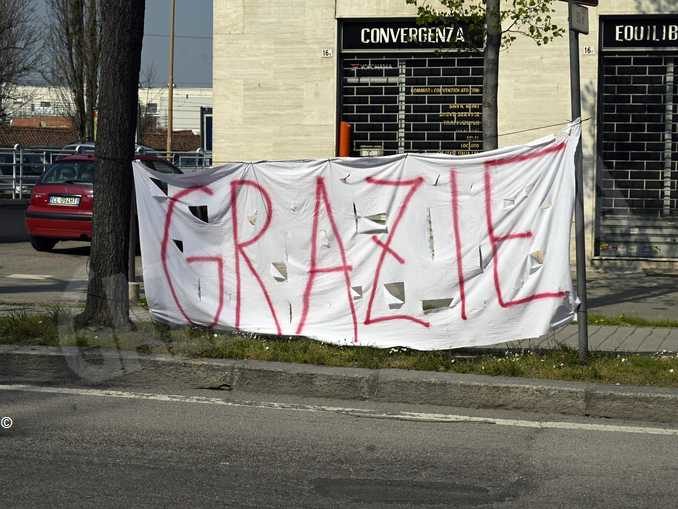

left=4, top=274, right=55, bottom=281
left=2, top=383, right=678, bottom=436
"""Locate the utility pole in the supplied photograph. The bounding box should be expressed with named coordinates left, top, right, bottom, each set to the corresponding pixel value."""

left=568, top=0, right=590, bottom=364
left=166, top=0, right=176, bottom=157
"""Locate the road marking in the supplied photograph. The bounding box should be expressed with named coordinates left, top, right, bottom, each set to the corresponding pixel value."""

left=4, top=274, right=55, bottom=281
left=2, top=383, right=678, bottom=436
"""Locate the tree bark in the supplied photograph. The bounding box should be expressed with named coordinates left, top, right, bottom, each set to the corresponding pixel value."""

left=76, top=0, right=145, bottom=329
left=483, top=0, right=501, bottom=151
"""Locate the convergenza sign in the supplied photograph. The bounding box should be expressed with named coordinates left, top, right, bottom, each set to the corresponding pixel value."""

left=342, top=19, right=476, bottom=52
left=602, top=15, right=678, bottom=50
left=133, top=125, right=580, bottom=350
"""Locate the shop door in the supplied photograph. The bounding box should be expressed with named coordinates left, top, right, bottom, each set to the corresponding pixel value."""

left=596, top=16, right=678, bottom=259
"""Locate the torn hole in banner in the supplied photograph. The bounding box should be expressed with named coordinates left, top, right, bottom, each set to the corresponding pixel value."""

left=478, top=243, right=492, bottom=272
left=422, top=298, right=453, bottom=314
left=357, top=212, right=388, bottom=234
left=426, top=208, right=435, bottom=260
left=463, top=266, right=483, bottom=281
left=383, top=282, right=405, bottom=310
left=288, top=302, right=293, bottom=324
left=247, top=210, right=260, bottom=226
left=550, top=292, right=574, bottom=328
left=319, top=229, right=331, bottom=248
left=271, top=262, right=288, bottom=282
left=529, top=250, right=544, bottom=274
left=541, top=199, right=552, bottom=210
left=503, top=197, right=516, bottom=210
left=351, top=285, right=363, bottom=301
left=173, top=239, right=183, bottom=253
left=352, top=203, right=358, bottom=232
left=189, top=205, right=209, bottom=223
left=524, top=183, right=535, bottom=196
left=150, top=178, right=168, bottom=195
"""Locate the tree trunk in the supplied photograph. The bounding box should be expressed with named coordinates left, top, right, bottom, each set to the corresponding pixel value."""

left=483, top=0, right=501, bottom=151
left=76, top=0, right=145, bottom=329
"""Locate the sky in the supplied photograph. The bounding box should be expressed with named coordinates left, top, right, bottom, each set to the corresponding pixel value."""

left=33, top=0, right=213, bottom=88
left=141, top=0, right=213, bottom=87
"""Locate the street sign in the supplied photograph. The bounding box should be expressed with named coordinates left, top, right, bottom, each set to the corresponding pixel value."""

left=570, top=4, right=589, bottom=34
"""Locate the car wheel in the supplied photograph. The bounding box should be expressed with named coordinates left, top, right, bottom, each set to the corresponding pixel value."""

left=30, top=236, right=58, bottom=252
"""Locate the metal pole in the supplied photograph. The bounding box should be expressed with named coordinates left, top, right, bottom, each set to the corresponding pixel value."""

left=166, top=0, right=176, bottom=158
left=568, top=1, right=589, bottom=364
left=128, top=179, right=139, bottom=302
left=11, top=144, right=18, bottom=200
left=18, top=146, right=24, bottom=200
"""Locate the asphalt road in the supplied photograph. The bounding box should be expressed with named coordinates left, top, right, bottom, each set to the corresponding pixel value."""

left=2, top=385, right=678, bottom=508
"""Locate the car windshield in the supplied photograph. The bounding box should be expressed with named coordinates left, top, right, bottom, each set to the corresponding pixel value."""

left=41, top=161, right=96, bottom=184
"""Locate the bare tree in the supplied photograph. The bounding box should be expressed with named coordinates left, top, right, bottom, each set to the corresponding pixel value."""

left=43, top=0, right=100, bottom=140
left=137, top=63, right=160, bottom=145
left=0, top=0, right=40, bottom=123
left=76, top=0, right=146, bottom=328
left=407, top=0, right=566, bottom=150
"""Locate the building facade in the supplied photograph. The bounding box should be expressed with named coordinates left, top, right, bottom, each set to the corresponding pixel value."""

left=213, top=0, right=678, bottom=266
left=8, top=85, right=212, bottom=135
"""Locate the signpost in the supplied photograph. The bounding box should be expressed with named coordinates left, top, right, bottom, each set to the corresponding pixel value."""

left=568, top=0, right=590, bottom=363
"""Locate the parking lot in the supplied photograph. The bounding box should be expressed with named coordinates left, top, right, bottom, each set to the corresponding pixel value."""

left=0, top=201, right=143, bottom=313
left=0, top=240, right=89, bottom=310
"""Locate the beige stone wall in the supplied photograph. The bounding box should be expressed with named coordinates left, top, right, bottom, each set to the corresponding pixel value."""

left=213, top=0, right=339, bottom=162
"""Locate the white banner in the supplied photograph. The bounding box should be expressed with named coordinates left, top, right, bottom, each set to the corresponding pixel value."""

left=134, top=124, right=579, bottom=350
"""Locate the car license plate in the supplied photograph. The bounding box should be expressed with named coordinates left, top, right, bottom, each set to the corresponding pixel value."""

left=49, top=195, right=80, bottom=206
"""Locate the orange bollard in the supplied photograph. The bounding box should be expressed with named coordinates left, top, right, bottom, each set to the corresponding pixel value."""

left=338, top=121, right=352, bottom=157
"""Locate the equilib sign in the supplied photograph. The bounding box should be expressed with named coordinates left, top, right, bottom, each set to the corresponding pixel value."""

left=341, top=19, right=480, bottom=52
left=602, top=15, right=678, bottom=50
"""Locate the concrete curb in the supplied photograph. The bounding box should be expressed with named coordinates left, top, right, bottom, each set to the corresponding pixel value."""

left=2, top=345, right=678, bottom=424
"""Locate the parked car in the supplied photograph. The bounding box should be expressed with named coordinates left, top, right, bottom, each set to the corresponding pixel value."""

left=25, top=154, right=181, bottom=251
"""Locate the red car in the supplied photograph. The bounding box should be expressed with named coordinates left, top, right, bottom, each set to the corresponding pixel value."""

left=25, top=154, right=181, bottom=251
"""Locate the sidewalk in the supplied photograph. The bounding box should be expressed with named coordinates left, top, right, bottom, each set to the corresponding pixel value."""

left=487, top=324, right=678, bottom=354
left=470, top=270, right=678, bottom=353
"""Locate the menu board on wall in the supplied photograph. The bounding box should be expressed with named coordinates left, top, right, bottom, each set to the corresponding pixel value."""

left=340, top=20, right=484, bottom=156
left=341, top=54, right=484, bottom=156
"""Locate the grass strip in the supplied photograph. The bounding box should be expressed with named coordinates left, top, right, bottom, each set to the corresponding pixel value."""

left=1, top=308, right=677, bottom=388
left=587, top=313, right=678, bottom=328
